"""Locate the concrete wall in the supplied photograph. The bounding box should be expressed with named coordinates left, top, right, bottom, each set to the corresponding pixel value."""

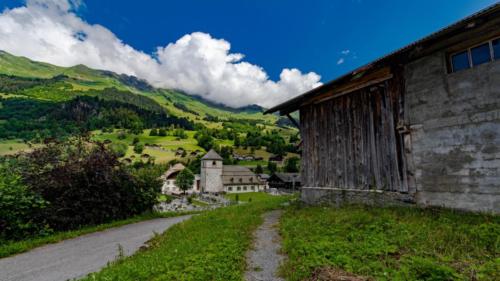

left=405, top=52, right=500, bottom=213
left=200, top=160, right=223, bottom=193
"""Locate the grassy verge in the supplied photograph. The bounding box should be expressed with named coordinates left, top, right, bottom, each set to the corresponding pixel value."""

left=225, top=192, right=276, bottom=203
left=81, top=194, right=289, bottom=280
left=280, top=205, right=500, bottom=281
left=0, top=211, right=194, bottom=259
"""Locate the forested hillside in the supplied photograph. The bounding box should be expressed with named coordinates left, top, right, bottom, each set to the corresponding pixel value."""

left=0, top=51, right=299, bottom=167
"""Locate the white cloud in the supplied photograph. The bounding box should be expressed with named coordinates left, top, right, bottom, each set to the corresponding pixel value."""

left=0, top=0, right=321, bottom=108
left=336, top=58, right=345, bottom=65
left=341, top=49, right=350, bottom=55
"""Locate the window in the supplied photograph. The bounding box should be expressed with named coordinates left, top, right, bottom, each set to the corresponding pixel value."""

left=493, top=39, right=500, bottom=60
left=451, top=51, right=470, bottom=72
left=237, top=186, right=241, bottom=191
left=471, top=43, right=491, bottom=66
left=212, top=161, right=217, bottom=166
left=243, top=186, right=247, bottom=191
left=239, top=178, right=243, bottom=183
left=250, top=186, right=254, bottom=190
left=228, top=186, right=232, bottom=191
left=450, top=38, right=499, bottom=73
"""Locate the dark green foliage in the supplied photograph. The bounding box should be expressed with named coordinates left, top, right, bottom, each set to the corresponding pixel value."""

left=0, top=159, right=49, bottom=240
left=267, top=161, right=277, bottom=174
left=255, top=164, right=264, bottom=174
left=158, top=128, right=167, bottom=136
left=0, top=89, right=194, bottom=141
left=173, top=128, right=188, bottom=139
left=109, top=141, right=128, bottom=157
left=175, top=168, right=194, bottom=194
left=284, top=156, right=300, bottom=172
left=133, top=142, right=144, bottom=154
left=196, top=133, right=214, bottom=151
left=15, top=139, right=161, bottom=231
left=173, top=102, right=199, bottom=116
left=149, top=128, right=158, bottom=136
left=132, top=137, right=140, bottom=145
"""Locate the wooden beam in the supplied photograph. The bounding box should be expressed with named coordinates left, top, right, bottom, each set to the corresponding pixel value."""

left=286, top=113, right=300, bottom=130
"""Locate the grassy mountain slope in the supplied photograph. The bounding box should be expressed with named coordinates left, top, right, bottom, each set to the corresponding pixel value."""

left=0, top=51, right=280, bottom=124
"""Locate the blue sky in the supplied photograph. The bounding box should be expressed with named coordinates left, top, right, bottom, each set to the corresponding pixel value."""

left=0, top=0, right=498, bottom=106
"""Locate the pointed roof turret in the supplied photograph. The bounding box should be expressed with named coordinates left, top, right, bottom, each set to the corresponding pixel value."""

left=202, top=149, right=223, bottom=160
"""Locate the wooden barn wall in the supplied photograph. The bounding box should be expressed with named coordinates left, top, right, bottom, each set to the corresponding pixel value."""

left=300, top=78, right=408, bottom=192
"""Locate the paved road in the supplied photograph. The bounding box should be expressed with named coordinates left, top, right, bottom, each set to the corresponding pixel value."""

left=245, top=210, right=285, bottom=281
left=0, top=215, right=192, bottom=281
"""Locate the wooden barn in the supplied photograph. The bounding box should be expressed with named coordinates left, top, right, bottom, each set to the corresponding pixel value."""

left=266, top=4, right=500, bottom=213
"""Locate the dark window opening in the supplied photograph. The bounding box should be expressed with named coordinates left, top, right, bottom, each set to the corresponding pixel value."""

left=471, top=43, right=491, bottom=66
left=493, top=39, right=500, bottom=60
left=212, top=161, right=216, bottom=166
left=451, top=51, right=470, bottom=72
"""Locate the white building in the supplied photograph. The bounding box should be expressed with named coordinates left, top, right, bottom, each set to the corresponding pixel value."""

left=162, top=149, right=267, bottom=194
left=201, top=149, right=267, bottom=193
left=161, top=163, right=200, bottom=195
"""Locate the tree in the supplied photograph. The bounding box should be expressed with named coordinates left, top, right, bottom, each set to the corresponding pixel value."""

left=175, top=168, right=194, bottom=195
left=109, top=141, right=128, bottom=157
left=284, top=156, right=300, bottom=173
left=134, top=142, right=144, bottom=154
left=149, top=128, right=158, bottom=136
left=132, top=137, right=140, bottom=145
left=267, top=161, right=277, bottom=174
left=197, top=134, right=214, bottom=151
left=255, top=164, right=264, bottom=174
left=158, top=128, right=167, bottom=136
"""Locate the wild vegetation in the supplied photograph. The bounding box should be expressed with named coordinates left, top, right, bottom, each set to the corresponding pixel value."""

left=81, top=193, right=290, bottom=281
left=280, top=205, right=500, bottom=281
left=0, top=138, right=163, bottom=242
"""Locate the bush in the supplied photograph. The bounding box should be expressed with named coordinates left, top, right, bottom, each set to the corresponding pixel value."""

left=109, top=141, right=128, bottom=157
left=133, top=142, right=144, bottom=154
left=0, top=160, right=49, bottom=240
left=16, top=139, right=161, bottom=231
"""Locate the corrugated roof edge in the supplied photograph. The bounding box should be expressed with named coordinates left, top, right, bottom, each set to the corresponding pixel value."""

left=264, top=2, right=500, bottom=115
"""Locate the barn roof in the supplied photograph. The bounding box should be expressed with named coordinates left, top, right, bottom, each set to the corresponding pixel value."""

left=265, top=3, right=500, bottom=116
left=271, top=173, right=301, bottom=183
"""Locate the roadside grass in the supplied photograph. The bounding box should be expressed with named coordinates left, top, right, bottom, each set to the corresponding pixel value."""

left=225, top=192, right=278, bottom=203
left=0, top=211, right=195, bottom=259
left=280, top=205, right=500, bottom=281
left=81, top=195, right=290, bottom=281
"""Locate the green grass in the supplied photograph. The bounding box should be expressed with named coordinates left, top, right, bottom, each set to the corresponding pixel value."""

left=0, top=139, right=34, bottom=155
left=279, top=205, right=500, bottom=281
left=81, top=195, right=290, bottom=281
left=224, top=192, right=278, bottom=203
left=0, top=211, right=194, bottom=259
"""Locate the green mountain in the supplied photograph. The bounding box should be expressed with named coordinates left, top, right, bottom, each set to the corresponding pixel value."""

left=0, top=50, right=298, bottom=162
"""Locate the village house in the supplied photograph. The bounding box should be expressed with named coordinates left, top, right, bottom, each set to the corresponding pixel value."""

left=266, top=4, right=500, bottom=213
left=161, top=163, right=201, bottom=195
left=268, top=173, right=301, bottom=191
left=162, top=149, right=267, bottom=195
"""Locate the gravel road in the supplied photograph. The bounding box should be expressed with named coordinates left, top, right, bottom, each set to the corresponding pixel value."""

left=0, top=215, right=192, bottom=281
left=245, top=210, right=285, bottom=281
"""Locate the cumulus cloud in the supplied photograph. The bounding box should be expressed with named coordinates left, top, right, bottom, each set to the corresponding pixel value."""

left=0, top=0, right=321, bottom=108
left=336, top=58, right=345, bottom=65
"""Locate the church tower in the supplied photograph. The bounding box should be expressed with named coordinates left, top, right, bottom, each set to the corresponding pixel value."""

left=200, top=149, right=223, bottom=193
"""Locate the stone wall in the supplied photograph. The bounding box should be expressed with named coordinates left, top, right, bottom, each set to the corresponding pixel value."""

left=405, top=52, right=500, bottom=213
left=301, top=187, right=415, bottom=207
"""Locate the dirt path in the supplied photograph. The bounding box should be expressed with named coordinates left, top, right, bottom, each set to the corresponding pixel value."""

left=245, top=210, right=285, bottom=281
left=0, top=215, right=192, bottom=281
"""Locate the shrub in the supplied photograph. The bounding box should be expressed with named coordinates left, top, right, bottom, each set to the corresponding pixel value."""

left=0, top=160, right=49, bottom=240
left=17, top=139, right=160, bottom=231
left=109, top=141, right=128, bottom=157
left=133, top=142, right=144, bottom=154
left=158, top=128, right=167, bottom=136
